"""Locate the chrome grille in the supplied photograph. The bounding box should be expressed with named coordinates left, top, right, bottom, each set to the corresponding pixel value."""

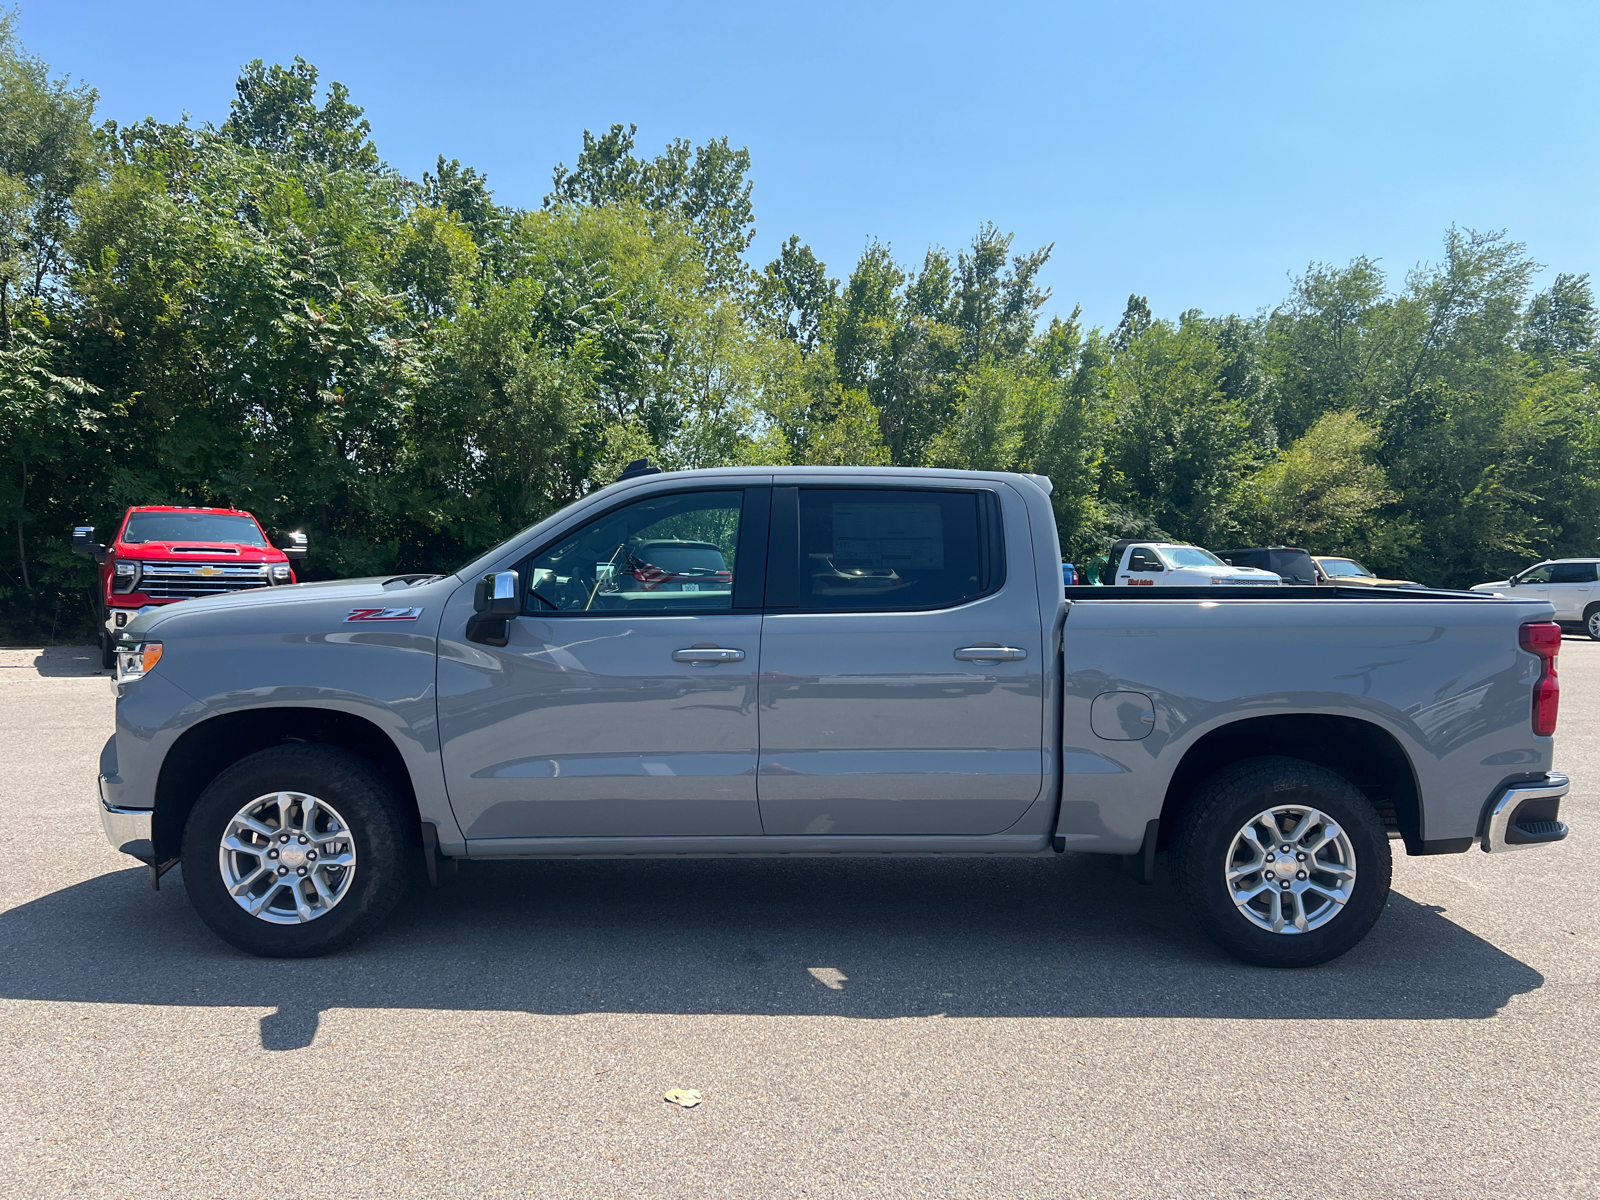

left=137, top=561, right=271, bottom=599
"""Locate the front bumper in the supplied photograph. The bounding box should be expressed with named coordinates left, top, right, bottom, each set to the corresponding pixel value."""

left=1482, top=773, right=1570, bottom=853
left=103, top=604, right=163, bottom=636
left=99, top=774, right=155, bottom=864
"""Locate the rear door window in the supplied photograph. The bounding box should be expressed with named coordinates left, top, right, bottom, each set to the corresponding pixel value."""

left=1548, top=562, right=1599, bottom=584
left=791, top=488, right=993, bottom=613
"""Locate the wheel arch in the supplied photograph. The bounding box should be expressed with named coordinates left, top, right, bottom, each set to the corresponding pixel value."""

left=1155, top=713, right=1423, bottom=854
left=151, top=707, right=422, bottom=861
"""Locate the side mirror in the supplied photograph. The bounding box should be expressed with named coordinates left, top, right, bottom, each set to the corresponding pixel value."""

left=467, top=570, right=520, bottom=646
left=282, top=531, right=308, bottom=561
left=72, top=526, right=107, bottom=564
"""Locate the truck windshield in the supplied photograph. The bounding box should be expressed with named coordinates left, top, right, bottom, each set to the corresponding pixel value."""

left=1161, top=547, right=1225, bottom=568
left=122, top=512, right=267, bottom=546
left=1319, top=558, right=1375, bottom=579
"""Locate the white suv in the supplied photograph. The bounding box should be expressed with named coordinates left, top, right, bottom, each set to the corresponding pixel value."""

left=1471, top=559, right=1600, bottom=639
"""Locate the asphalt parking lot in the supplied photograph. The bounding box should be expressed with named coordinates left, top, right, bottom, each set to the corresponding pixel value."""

left=0, top=642, right=1595, bottom=1199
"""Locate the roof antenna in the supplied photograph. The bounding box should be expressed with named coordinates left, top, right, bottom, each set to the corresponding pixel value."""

left=617, top=458, right=663, bottom=481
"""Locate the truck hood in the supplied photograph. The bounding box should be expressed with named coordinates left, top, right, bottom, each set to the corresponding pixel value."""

left=1169, top=565, right=1282, bottom=584
left=125, top=574, right=462, bottom=639
left=115, top=540, right=285, bottom=562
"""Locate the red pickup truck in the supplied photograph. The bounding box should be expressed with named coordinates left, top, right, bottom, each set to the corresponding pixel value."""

left=72, top=506, right=307, bottom=668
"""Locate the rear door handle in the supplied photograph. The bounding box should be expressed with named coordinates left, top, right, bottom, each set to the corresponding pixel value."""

left=954, top=645, right=1027, bottom=662
left=673, top=646, right=746, bottom=664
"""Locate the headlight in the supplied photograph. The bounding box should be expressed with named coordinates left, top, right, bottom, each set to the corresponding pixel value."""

left=270, top=563, right=291, bottom=583
left=116, top=640, right=163, bottom=682
left=113, top=560, right=141, bottom=593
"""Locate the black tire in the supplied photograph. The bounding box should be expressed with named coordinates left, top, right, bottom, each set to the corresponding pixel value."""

left=1584, top=604, right=1600, bottom=641
left=99, top=631, right=116, bottom=671
left=1172, top=756, right=1391, bottom=968
left=181, top=744, right=410, bottom=957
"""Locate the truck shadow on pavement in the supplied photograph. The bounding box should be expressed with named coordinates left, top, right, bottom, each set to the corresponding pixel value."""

left=0, top=854, right=1543, bottom=1050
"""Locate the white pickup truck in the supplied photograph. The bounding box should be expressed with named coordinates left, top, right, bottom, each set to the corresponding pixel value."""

left=1109, top=540, right=1282, bottom=587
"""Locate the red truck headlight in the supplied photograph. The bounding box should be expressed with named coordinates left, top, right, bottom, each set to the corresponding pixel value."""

left=1519, top=622, right=1561, bottom=736
left=112, top=560, right=140, bottom=593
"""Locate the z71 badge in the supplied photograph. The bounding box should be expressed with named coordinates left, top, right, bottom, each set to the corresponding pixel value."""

left=345, top=607, right=425, bottom=623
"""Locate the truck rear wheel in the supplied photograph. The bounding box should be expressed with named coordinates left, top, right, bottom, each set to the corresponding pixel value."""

left=1172, top=756, right=1391, bottom=968
left=180, top=744, right=409, bottom=958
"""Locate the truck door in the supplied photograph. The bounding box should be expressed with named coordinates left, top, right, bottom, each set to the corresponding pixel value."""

left=754, top=483, right=1043, bottom=836
left=436, top=486, right=769, bottom=841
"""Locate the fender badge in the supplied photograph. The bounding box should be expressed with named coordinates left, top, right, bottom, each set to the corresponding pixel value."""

left=345, top=606, right=424, bottom=623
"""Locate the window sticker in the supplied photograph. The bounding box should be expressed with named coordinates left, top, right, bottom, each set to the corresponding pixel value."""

left=832, top=503, right=944, bottom=570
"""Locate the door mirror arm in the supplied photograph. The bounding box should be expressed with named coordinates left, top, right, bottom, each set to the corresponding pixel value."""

left=467, top=570, right=520, bottom=646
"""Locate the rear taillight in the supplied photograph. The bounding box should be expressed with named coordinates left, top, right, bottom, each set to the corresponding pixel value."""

left=1520, top=622, right=1561, bottom=736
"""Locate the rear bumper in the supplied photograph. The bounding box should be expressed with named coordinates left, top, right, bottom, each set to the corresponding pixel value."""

left=1482, top=773, right=1570, bottom=853
left=98, top=774, right=155, bottom=864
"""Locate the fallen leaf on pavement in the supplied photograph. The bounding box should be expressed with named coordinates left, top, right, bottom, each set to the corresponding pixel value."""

left=663, top=1089, right=702, bottom=1108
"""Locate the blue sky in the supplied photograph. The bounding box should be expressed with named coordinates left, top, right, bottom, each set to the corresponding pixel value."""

left=24, top=1, right=1600, bottom=329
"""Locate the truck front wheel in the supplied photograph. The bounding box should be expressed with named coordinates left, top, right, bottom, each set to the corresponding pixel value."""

left=1173, top=756, right=1391, bottom=968
left=180, top=744, right=410, bottom=957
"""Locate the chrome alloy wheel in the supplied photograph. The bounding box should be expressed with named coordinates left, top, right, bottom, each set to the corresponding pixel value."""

left=1588, top=610, right=1600, bottom=640
left=1224, top=805, right=1356, bottom=935
left=217, top=791, right=357, bottom=924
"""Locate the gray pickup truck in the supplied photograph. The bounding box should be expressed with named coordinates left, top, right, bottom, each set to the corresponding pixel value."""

left=98, top=467, right=1571, bottom=966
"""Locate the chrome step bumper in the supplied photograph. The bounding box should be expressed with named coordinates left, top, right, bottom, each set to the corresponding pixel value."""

left=1482, top=773, right=1570, bottom=853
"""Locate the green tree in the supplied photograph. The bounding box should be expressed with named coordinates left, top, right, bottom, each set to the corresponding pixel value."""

left=1244, top=410, right=1410, bottom=564
left=753, top=235, right=836, bottom=352
left=0, top=308, right=101, bottom=594
left=0, top=12, right=100, bottom=307
left=221, top=57, right=379, bottom=172
left=1101, top=312, right=1258, bottom=546
left=546, top=123, right=755, bottom=292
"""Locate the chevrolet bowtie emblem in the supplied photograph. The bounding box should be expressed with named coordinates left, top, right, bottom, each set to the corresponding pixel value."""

left=195, top=565, right=220, bottom=577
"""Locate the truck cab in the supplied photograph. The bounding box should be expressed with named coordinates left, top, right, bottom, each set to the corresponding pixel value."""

left=72, top=506, right=307, bottom=668
left=1110, top=540, right=1282, bottom=587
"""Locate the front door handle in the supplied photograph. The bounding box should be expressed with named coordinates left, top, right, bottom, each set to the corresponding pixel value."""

left=673, top=646, right=746, bottom=664
left=954, top=645, right=1027, bottom=662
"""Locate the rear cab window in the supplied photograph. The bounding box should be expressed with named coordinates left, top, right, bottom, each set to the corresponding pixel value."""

left=1269, top=549, right=1316, bottom=583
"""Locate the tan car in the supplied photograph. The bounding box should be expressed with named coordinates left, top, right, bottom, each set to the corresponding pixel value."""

left=1312, top=556, right=1421, bottom=588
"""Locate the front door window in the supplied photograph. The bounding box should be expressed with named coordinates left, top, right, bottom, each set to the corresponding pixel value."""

left=437, top=488, right=764, bottom=840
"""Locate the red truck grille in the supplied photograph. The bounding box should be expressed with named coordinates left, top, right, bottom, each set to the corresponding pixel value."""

left=137, top=562, right=272, bottom=599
